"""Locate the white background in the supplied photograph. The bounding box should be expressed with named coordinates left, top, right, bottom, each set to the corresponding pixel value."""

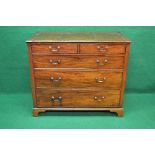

left=0, top=0, right=155, bottom=154
left=0, top=0, right=154, bottom=25
left=0, top=130, right=155, bottom=155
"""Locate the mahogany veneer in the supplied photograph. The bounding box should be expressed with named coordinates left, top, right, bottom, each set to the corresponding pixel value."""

left=26, top=32, right=130, bottom=117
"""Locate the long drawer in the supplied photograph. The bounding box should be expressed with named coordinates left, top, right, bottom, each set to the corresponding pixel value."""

left=32, top=55, right=124, bottom=69
left=34, top=70, right=122, bottom=89
left=36, top=89, right=121, bottom=108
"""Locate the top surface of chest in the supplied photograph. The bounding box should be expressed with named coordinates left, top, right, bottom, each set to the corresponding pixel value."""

left=26, top=32, right=130, bottom=43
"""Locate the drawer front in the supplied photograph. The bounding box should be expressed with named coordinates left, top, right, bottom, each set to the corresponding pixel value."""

left=36, top=89, right=120, bottom=108
left=35, top=70, right=122, bottom=89
left=31, top=43, right=77, bottom=54
left=32, top=55, right=124, bottom=69
left=80, top=43, right=125, bottom=55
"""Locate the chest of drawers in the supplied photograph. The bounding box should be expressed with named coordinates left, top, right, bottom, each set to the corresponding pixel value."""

left=26, top=32, right=131, bottom=117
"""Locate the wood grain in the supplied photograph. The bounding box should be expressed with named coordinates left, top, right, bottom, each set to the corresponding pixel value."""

left=31, top=43, right=77, bottom=54
left=34, top=70, right=123, bottom=89
left=32, top=107, right=123, bottom=117
left=80, top=43, right=126, bottom=55
left=32, top=55, right=124, bottom=69
left=26, top=32, right=131, bottom=117
left=36, top=89, right=121, bottom=108
left=119, top=43, right=130, bottom=106
left=27, top=43, right=37, bottom=107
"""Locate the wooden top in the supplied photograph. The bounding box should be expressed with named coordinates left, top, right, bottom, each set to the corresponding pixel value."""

left=26, top=32, right=131, bottom=43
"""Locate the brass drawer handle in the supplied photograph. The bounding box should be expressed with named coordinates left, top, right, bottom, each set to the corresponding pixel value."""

left=94, top=96, right=105, bottom=102
left=96, top=59, right=108, bottom=66
left=96, top=77, right=106, bottom=83
left=49, top=45, right=61, bottom=52
left=49, top=60, right=61, bottom=65
left=49, top=45, right=61, bottom=49
left=52, top=49, right=58, bottom=52
left=50, top=96, right=63, bottom=102
left=97, top=45, right=109, bottom=49
left=50, top=76, right=62, bottom=82
left=97, top=45, right=108, bottom=52
left=99, top=49, right=106, bottom=52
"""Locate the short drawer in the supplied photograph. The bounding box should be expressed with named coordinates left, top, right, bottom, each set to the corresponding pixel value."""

left=80, top=43, right=125, bottom=55
left=34, top=70, right=122, bottom=89
left=31, top=43, right=77, bottom=54
left=36, top=89, right=120, bottom=108
left=32, top=55, right=124, bottom=69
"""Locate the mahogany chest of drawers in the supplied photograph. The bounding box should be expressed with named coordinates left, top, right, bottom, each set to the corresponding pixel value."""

left=26, top=32, right=130, bottom=117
